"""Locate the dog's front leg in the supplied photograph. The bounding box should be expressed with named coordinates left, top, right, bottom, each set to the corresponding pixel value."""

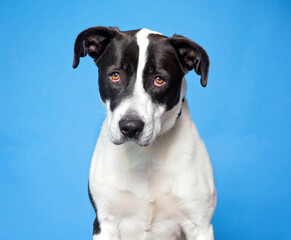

left=181, top=222, right=214, bottom=240
left=93, top=217, right=120, bottom=240
left=93, top=218, right=148, bottom=240
left=195, top=224, right=214, bottom=240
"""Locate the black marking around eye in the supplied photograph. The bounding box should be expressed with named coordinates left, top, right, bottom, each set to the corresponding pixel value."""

left=143, top=34, right=185, bottom=111
left=96, top=32, right=139, bottom=111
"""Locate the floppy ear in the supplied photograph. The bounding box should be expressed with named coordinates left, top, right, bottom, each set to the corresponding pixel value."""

left=72, top=26, right=120, bottom=69
left=169, top=34, right=210, bottom=87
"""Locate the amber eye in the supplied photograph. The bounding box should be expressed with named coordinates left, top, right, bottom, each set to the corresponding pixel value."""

left=111, top=72, right=120, bottom=82
left=154, top=76, right=165, bottom=86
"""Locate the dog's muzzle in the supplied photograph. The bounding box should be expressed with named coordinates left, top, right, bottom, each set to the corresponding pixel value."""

left=119, top=119, right=145, bottom=139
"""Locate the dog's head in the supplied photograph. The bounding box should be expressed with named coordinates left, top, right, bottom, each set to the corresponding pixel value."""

left=73, top=27, right=209, bottom=147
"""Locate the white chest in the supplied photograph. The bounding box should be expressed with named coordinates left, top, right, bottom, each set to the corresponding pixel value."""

left=95, top=158, right=191, bottom=239
left=89, top=118, right=215, bottom=239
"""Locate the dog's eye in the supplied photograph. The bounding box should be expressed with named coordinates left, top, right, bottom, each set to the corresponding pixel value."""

left=154, top=76, right=165, bottom=87
left=111, top=72, right=120, bottom=82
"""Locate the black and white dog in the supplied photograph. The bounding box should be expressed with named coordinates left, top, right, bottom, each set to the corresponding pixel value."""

left=73, top=26, right=216, bottom=240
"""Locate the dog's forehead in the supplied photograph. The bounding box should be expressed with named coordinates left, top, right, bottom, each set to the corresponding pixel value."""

left=99, top=28, right=168, bottom=71
left=120, top=28, right=168, bottom=54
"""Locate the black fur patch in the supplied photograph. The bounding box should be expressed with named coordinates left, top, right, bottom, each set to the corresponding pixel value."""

left=96, top=31, right=139, bottom=111
left=88, top=184, right=101, bottom=235
left=143, top=34, right=185, bottom=111
left=93, top=217, right=101, bottom=235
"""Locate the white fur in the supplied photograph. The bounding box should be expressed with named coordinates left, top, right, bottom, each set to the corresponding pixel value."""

left=89, top=29, right=216, bottom=240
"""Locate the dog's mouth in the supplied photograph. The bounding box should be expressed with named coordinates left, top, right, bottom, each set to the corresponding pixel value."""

left=110, top=127, right=154, bottom=147
left=133, top=138, right=151, bottom=147
left=112, top=136, right=151, bottom=147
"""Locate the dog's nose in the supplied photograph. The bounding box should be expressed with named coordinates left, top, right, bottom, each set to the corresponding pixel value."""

left=119, top=119, right=144, bottom=138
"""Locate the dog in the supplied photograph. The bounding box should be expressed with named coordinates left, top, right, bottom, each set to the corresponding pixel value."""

left=73, top=26, right=216, bottom=240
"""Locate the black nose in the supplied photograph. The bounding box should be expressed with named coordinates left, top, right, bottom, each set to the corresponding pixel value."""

left=119, top=119, right=144, bottom=138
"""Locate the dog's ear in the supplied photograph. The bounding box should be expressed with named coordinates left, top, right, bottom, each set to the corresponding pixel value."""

left=169, top=34, right=210, bottom=87
left=73, top=26, right=120, bottom=69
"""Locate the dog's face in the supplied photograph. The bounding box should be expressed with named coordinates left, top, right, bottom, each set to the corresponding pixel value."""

left=73, top=27, right=209, bottom=146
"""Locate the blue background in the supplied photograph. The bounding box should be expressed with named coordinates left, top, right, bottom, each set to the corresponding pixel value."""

left=0, top=0, right=290, bottom=239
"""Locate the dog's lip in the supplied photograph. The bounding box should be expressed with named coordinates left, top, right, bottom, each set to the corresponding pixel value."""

left=132, top=137, right=151, bottom=147
left=111, top=138, right=126, bottom=145
left=110, top=129, right=153, bottom=147
left=135, top=141, right=150, bottom=147
left=112, top=137, right=150, bottom=147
